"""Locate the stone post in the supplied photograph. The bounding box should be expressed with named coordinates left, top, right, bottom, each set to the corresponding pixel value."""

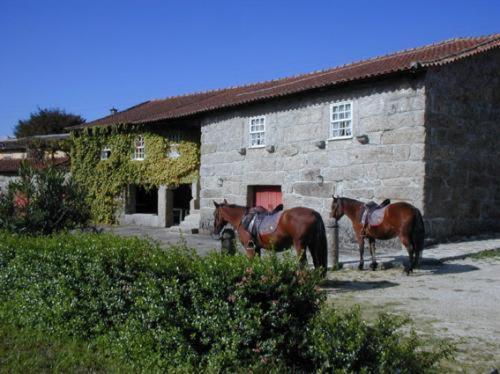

left=190, top=180, right=200, bottom=211
left=326, top=218, right=339, bottom=270
left=158, top=185, right=174, bottom=227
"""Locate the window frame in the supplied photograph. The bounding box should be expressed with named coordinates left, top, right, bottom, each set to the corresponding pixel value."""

left=100, top=145, right=111, bottom=160
left=329, top=100, right=353, bottom=140
left=132, top=136, right=146, bottom=161
left=248, top=116, right=266, bottom=148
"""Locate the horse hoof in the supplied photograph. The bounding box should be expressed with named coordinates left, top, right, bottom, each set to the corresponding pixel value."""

left=358, top=263, right=364, bottom=271
left=370, top=262, right=378, bottom=271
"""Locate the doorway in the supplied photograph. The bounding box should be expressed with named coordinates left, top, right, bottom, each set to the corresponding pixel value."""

left=247, top=185, right=282, bottom=211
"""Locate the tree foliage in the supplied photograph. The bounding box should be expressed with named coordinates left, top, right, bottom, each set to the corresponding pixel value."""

left=14, top=108, right=85, bottom=138
left=0, top=163, right=90, bottom=234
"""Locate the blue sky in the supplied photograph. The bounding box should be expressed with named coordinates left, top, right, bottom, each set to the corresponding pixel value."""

left=0, top=0, right=498, bottom=137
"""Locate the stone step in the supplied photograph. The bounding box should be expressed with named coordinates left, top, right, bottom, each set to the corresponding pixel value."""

left=167, top=210, right=201, bottom=233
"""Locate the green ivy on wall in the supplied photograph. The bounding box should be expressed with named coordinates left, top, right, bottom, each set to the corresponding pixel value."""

left=71, top=125, right=200, bottom=223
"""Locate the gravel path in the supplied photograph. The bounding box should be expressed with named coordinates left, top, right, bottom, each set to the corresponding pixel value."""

left=325, top=255, right=500, bottom=372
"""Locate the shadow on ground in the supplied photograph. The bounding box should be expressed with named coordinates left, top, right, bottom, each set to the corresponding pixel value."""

left=319, top=279, right=399, bottom=293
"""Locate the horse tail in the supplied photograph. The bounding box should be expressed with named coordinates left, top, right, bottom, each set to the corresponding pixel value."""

left=411, top=207, right=425, bottom=266
left=310, top=212, right=328, bottom=274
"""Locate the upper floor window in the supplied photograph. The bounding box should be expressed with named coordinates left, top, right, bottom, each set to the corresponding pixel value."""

left=249, top=116, right=266, bottom=148
left=100, top=146, right=111, bottom=160
left=330, top=101, right=353, bottom=139
left=132, top=136, right=145, bottom=160
left=168, top=131, right=182, bottom=143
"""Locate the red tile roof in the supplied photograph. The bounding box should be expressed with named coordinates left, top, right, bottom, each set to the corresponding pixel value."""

left=73, top=34, right=500, bottom=129
left=0, top=157, right=70, bottom=174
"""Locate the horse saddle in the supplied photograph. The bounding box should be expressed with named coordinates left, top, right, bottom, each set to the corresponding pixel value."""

left=241, top=204, right=284, bottom=246
left=361, top=199, right=390, bottom=227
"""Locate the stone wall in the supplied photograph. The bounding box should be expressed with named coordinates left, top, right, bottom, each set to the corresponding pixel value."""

left=424, top=49, right=500, bottom=239
left=200, top=76, right=427, bottom=249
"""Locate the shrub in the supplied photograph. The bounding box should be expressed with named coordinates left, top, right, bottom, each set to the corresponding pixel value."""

left=0, top=162, right=90, bottom=234
left=0, top=232, right=453, bottom=372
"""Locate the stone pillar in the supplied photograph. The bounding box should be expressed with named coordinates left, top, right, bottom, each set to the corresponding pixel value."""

left=190, top=180, right=200, bottom=211
left=158, top=185, right=174, bottom=227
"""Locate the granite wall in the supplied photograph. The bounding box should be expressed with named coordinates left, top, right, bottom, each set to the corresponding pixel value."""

left=424, top=49, right=500, bottom=239
left=200, top=76, right=427, bottom=248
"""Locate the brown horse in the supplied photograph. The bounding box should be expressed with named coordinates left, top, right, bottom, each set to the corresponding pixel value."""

left=213, top=200, right=328, bottom=271
left=330, top=196, right=425, bottom=274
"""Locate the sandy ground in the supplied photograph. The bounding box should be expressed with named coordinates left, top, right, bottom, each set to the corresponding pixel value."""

left=324, top=256, right=500, bottom=372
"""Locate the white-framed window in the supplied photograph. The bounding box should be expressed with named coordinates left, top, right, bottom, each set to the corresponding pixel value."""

left=100, top=146, right=111, bottom=160
left=168, top=131, right=182, bottom=143
left=249, top=116, right=266, bottom=148
left=330, top=101, right=353, bottom=140
left=132, top=136, right=145, bottom=160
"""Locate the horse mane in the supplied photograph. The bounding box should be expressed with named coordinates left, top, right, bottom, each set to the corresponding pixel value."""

left=224, top=203, right=249, bottom=209
left=339, top=197, right=361, bottom=204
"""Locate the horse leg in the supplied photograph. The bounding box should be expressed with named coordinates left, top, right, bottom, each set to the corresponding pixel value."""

left=356, top=234, right=365, bottom=270
left=244, top=241, right=256, bottom=259
left=255, top=247, right=262, bottom=257
left=368, top=237, right=378, bottom=270
left=294, top=239, right=307, bottom=267
left=400, top=236, right=413, bottom=275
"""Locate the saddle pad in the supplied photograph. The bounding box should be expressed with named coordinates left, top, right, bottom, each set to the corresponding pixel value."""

left=257, top=211, right=283, bottom=235
left=367, top=206, right=387, bottom=226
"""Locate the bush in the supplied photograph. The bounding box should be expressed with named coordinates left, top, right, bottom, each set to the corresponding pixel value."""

left=0, top=232, right=453, bottom=372
left=0, top=162, right=90, bottom=234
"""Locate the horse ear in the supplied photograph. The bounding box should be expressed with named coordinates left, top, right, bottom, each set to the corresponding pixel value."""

left=213, top=200, right=219, bottom=208
left=223, top=199, right=228, bottom=204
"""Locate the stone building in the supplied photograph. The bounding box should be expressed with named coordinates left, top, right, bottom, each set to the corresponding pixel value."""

left=74, top=35, right=500, bottom=242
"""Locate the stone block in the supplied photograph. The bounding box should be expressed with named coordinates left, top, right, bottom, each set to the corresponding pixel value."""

left=381, top=126, right=425, bottom=145
left=292, top=182, right=336, bottom=198
left=200, top=143, right=217, bottom=154
left=375, top=186, right=423, bottom=202
left=342, top=188, right=375, bottom=200
left=376, top=161, right=425, bottom=179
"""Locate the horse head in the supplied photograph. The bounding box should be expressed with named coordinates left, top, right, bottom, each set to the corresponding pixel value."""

left=330, top=195, right=345, bottom=220
left=213, top=200, right=228, bottom=235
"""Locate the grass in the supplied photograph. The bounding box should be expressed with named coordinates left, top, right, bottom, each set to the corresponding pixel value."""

left=469, top=248, right=500, bottom=260
left=0, top=322, right=130, bottom=373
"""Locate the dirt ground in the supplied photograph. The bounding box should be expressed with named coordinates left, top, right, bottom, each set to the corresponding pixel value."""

left=324, top=256, right=500, bottom=372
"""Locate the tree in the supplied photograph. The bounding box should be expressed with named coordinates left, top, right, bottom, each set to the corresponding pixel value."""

left=14, top=108, right=85, bottom=138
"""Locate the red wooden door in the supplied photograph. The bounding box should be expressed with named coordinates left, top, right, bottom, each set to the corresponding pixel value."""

left=254, top=186, right=282, bottom=211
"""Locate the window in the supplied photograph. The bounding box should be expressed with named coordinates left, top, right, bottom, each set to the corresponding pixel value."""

left=330, top=101, right=353, bottom=139
left=168, top=131, right=182, bottom=143
left=132, top=136, right=145, bottom=160
left=100, top=146, right=111, bottom=160
left=249, top=116, right=266, bottom=147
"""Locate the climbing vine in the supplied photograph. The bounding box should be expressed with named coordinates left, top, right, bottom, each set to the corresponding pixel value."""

left=71, top=125, right=200, bottom=223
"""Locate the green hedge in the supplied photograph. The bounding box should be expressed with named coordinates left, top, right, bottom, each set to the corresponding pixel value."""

left=0, top=233, right=453, bottom=372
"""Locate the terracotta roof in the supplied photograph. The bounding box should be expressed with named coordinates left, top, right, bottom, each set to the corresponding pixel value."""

left=73, top=34, right=500, bottom=129
left=0, top=157, right=70, bottom=174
